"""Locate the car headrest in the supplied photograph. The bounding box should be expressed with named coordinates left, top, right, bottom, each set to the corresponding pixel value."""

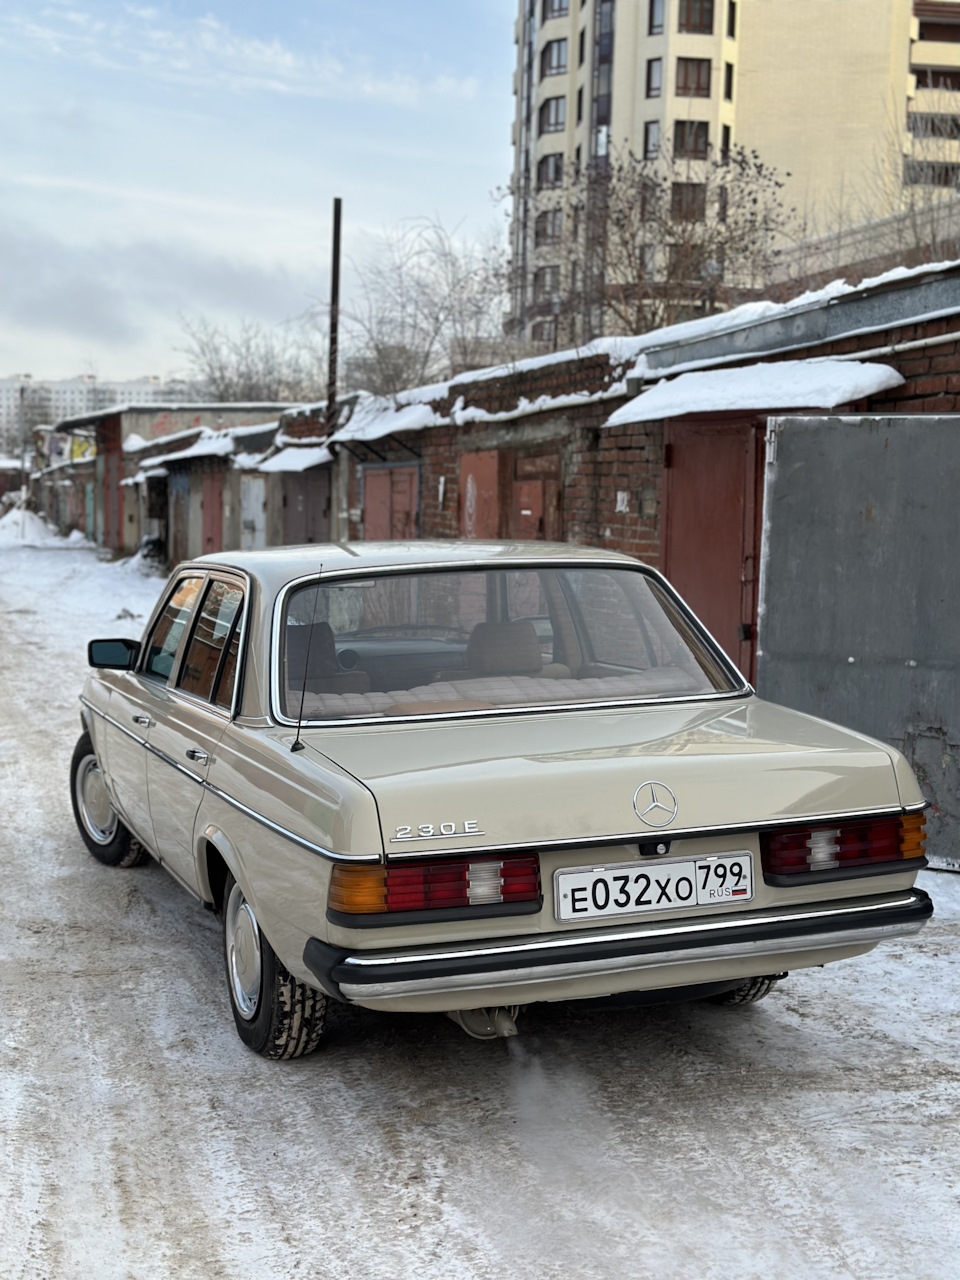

left=286, top=620, right=338, bottom=680
left=466, top=621, right=543, bottom=676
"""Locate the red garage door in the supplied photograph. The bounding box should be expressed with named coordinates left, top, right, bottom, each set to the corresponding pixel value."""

left=363, top=466, right=419, bottom=540
left=661, top=419, right=763, bottom=679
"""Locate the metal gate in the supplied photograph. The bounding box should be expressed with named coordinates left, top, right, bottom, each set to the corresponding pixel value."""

left=240, top=475, right=267, bottom=550
left=757, top=414, right=960, bottom=871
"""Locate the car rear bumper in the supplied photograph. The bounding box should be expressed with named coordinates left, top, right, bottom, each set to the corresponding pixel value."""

left=303, top=888, right=933, bottom=1007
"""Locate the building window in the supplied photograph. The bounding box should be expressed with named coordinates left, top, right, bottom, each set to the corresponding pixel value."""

left=579, top=28, right=586, bottom=65
left=674, top=119, right=710, bottom=159
left=671, top=181, right=707, bottom=220
left=904, top=158, right=960, bottom=187
left=541, top=39, right=568, bottom=78
left=908, top=112, right=960, bottom=139
left=918, top=20, right=960, bottom=42
left=646, top=57, right=662, bottom=98
left=533, top=265, right=562, bottom=301
left=721, top=123, right=731, bottom=159
left=649, top=0, right=664, bottom=35
left=575, top=143, right=582, bottom=174
left=723, top=61, right=734, bottom=101
left=531, top=318, right=558, bottom=344
left=534, top=208, right=564, bottom=246
left=679, top=0, right=714, bottom=34
left=537, top=153, right=565, bottom=188
left=543, top=0, right=570, bottom=18
left=727, top=0, right=737, bottom=38
left=539, top=96, right=567, bottom=134
left=577, top=85, right=584, bottom=122
left=915, top=67, right=960, bottom=90
left=676, top=58, right=712, bottom=97
left=644, top=119, right=661, bottom=159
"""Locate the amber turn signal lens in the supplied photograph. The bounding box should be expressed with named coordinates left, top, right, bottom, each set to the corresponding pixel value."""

left=329, top=866, right=388, bottom=914
left=899, top=812, right=927, bottom=860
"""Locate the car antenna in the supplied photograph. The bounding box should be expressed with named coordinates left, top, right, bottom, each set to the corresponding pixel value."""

left=291, top=564, right=323, bottom=753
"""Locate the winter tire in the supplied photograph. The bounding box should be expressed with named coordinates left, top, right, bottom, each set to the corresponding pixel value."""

left=222, top=872, right=328, bottom=1060
left=70, top=732, right=147, bottom=868
left=707, top=974, right=786, bottom=1006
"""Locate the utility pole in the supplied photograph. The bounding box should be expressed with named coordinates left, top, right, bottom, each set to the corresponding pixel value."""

left=18, top=383, right=26, bottom=540
left=326, top=197, right=342, bottom=437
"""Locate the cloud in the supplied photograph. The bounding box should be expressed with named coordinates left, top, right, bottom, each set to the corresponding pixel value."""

left=0, top=5, right=479, bottom=106
left=0, top=216, right=323, bottom=357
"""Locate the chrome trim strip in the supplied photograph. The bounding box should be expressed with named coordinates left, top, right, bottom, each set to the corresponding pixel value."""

left=81, top=694, right=376, bottom=865
left=268, top=560, right=752, bottom=728
left=339, top=918, right=924, bottom=1001
left=200, top=781, right=381, bottom=864
left=339, top=890, right=924, bottom=970
left=144, top=740, right=204, bottom=785
left=79, top=695, right=146, bottom=747
left=384, top=804, right=907, bottom=860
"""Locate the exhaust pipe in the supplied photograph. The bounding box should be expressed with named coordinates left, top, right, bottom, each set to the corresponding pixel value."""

left=446, top=1006, right=521, bottom=1040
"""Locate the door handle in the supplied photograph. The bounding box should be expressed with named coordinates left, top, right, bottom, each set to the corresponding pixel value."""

left=132, top=715, right=151, bottom=727
left=185, top=748, right=209, bottom=764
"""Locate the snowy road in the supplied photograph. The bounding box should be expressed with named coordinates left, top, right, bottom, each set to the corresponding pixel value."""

left=1, top=537, right=959, bottom=1280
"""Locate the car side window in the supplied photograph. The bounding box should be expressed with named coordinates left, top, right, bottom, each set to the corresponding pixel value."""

left=178, top=579, right=245, bottom=707
left=143, top=576, right=204, bottom=682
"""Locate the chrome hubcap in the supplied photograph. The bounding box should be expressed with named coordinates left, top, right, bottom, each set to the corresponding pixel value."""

left=225, top=882, right=262, bottom=1020
left=77, top=756, right=118, bottom=845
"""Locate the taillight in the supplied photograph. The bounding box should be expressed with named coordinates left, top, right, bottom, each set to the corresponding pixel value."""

left=761, top=813, right=926, bottom=876
left=330, top=855, right=541, bottom=915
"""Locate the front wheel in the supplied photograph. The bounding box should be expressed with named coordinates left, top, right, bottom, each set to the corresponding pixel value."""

left=70, top=732, right=147, bottom=867
left=222, top=873, right=329, bottom=1059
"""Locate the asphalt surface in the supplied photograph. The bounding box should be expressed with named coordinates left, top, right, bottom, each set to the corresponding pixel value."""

left=1, top=542, right=958, bottom=1280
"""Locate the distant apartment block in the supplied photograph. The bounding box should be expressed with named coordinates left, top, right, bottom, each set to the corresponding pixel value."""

left=0, top=374, right=188, bottom=443
left=511, top=0, right=960, bottom=340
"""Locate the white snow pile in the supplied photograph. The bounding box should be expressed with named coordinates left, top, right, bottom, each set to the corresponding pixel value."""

left=606, top=358, right=906, bottom=426
left=0, top=507, right=63, bottom=546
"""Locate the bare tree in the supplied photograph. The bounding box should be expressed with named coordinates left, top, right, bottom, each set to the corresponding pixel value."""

left=344, top=219, right=517, bottom=396
left=517, top=142, right=792, bottom=344
left=178, top=314, right=328, bottom=403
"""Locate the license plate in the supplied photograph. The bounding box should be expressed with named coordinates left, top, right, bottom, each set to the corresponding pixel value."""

left=554, top=852, right=754, bottom=923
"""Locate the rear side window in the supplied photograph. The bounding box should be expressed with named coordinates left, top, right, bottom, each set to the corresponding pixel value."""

left=178, top=579, right=245, bottom=706
left=144, top=577, right=203, bottom=681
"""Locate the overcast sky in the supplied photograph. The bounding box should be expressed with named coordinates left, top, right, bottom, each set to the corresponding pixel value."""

left=0, top=0, right=516, bottom=380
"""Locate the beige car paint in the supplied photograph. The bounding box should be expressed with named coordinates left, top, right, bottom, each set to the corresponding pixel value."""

left=81, top=542, right=930, bottom=1015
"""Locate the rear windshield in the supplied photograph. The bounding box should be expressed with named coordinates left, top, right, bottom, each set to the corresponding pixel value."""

left=278, top=566, right=739, bottom=722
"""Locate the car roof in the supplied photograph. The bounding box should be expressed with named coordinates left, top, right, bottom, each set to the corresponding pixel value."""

left=191, top=540, right=645, bottom=597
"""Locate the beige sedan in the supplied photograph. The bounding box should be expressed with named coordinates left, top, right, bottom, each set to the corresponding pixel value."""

left=71, top=542, right=932, bottom=1057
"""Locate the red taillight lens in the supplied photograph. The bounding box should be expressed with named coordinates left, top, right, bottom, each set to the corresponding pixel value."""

left=761, top=814, right=926, bottom=876
left=330, top=855, right=541, bottom=915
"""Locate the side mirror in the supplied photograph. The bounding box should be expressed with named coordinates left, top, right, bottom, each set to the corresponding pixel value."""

left=88, top=638, right=141, bottom=669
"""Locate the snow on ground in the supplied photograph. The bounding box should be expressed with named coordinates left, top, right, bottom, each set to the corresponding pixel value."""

left=1, top=540, right=959, bottom=1280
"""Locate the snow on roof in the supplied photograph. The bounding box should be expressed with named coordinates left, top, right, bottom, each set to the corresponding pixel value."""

left=131, top=421, right=281, bottom=466
left=329, top=396, right=440, bottom=447
left=56, top=402, right=294, bottom=429
left=605, top=359, right=905, bottom=426
left=157, top=430, right=237, bottom=465
left=257, top=445, right=333, bottom=473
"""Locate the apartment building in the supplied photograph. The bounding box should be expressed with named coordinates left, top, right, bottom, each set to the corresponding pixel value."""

left=511, top=0, right=958, bottom=340
left=0, top=374, right=186, bottom=445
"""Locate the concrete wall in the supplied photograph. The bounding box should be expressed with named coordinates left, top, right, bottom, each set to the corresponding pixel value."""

left=756, top=414, right=960, bottom=870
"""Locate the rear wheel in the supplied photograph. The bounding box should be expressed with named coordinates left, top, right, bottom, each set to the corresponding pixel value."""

left=222, top=872, right=328, bottom=1059
left=70, top=732, right=147, bottom=868
left=708, top=974, right=786, bottom=1006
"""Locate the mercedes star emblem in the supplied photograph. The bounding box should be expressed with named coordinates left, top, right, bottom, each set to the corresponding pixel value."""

left=633, top=781, right=679, bottom=828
